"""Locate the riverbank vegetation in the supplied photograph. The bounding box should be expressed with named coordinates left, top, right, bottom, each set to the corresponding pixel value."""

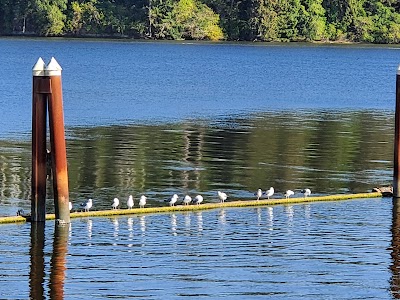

left=1, top=0, right=400, bottom=43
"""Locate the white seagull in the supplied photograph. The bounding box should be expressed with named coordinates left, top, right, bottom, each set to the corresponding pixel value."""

left=69, top=201, right=73, bottom=211
left=139, top=195, right=147, bottom=208
left=193, top=195, right=203, bottom=205
left=112, top=197, right=120, bottom=210
left=265, top=187, right=274, bottom=199
left=302, top=188, right=312, bottom=198
left=169, top=194, right=179, bottom=206
left=183, top=195, right=192, bottom=205
left=81, top=198, right=93, bottom=212
left=218, top=191, right=228, bottom=203
left=127, top=195, right=134, bottom=209
left=284, top=190, right=294, bottom=199
left=255, top=188, right=263, bottom=200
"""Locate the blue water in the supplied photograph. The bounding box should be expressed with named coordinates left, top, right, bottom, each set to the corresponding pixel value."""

left=0, top=39, right=398, bottom=136
left=0, top=198, right=395, bottom=299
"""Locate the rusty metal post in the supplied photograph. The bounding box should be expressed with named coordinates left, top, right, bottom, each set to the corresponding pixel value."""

left=394, top=65, right=400, bottom=198
left=47, top=57, right=70, bottom=224
left=31, top=58, right=48, bottom=222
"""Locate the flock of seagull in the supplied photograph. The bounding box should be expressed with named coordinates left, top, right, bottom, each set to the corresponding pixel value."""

left=73, top=187, right=312, bottom=212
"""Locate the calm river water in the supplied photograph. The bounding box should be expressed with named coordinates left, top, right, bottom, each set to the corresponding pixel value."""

left=0, top=38, right=399, bottom=298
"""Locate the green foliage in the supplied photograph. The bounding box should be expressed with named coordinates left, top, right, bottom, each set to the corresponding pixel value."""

left=159, top=0, right=224, bottom=40
left=67, top=1, right=104, bottom=35
left=0, top=0, right=399, bottom=42
left=276, top=0, right=301, bottom=40
left=251, top=0, right=279, bottom=41
left=301, top=0, right=327, bottom=40
left=32, top=0, right=67, bottom=36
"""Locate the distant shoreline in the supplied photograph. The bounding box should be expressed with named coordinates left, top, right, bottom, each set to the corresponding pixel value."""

left=2, top=34, right=400, bottom=48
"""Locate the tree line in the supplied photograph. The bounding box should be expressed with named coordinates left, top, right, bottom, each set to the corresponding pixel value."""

left=1, top=0, right=400, bottom=43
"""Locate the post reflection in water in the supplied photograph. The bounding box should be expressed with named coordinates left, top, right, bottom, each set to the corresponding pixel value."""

left=29, top=222, right=45, bottom=300
left=29, top=223, right=70, bottom=300
left=49, top=224, right=69, bottom=300
left=391, top=199, right=400, bottom=298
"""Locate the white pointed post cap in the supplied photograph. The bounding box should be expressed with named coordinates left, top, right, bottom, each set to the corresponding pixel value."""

left=45, top=57, right=62, bottom=76
left=32, top=57, right=46, bottom=76
left=397, top=64, right=400, bottom=75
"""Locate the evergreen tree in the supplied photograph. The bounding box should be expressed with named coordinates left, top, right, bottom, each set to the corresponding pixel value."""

left=32, top=0, right=67, bottom=35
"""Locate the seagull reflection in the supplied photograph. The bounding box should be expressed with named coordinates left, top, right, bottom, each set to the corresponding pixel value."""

left=195, top=211, right=203, bottom=232
left=139, top=216, right=146, bottom=234
left=86, top=219, right=93, bottom=240
left=218, top=209, right=226, bottom=225
left=267, top=207, right=274, bottom=230
left=127, top=217, right=134, bottom=232
left=285, top=205, right=294, bottom=230
left=171, top=214, right=177, bottom=236
left=304, top=204, right=311, bottom=219
left=256, top=208, right=262, bottom=225
left=184, top=212, right=191, bottom=229
left=112, top=218, right=119, bottom=244
left=68, top=222, right=72, bottom=245
left=127, top=217, right=134, bottom=248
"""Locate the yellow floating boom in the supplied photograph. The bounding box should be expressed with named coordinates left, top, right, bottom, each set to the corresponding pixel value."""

left=0, top=192, right=382, bottom=225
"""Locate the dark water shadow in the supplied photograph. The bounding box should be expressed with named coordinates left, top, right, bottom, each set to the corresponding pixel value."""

left=29, top=223, right=45, bottom=300
left=391, top=199, right=400, bottom=298
left=29, top=223, right=69, bottom=300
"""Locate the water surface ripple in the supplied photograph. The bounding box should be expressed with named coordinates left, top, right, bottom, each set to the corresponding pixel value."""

left=0, top=40, right=398, bottom=299
left=0, top=199, right=395, bottom=299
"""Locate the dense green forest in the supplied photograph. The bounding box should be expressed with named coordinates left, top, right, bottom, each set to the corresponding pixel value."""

left=1, top=0, right=400, bottom=43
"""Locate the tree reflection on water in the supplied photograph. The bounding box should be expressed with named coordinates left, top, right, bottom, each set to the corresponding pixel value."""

left=0, top=110, right=394, bottom=213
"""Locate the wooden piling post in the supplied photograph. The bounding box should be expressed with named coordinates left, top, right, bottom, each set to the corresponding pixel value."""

left=394, top=65, right=400, bottom=198
left=46, top=57, right=70, bottom=224
left=31, top=58, right=48, bottom=222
